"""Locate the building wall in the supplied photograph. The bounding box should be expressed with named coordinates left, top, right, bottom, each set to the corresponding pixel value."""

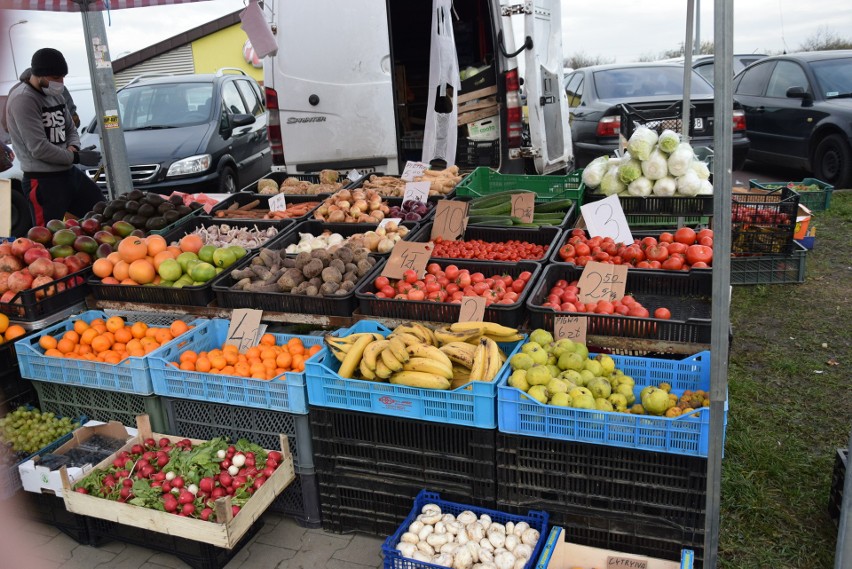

left=191, top=24, right=263, bottom=83
left=114, top=45, right=195, bottom=88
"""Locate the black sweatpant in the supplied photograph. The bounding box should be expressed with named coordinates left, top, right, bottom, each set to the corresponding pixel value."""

left=24, top=167, right=103, bottom=225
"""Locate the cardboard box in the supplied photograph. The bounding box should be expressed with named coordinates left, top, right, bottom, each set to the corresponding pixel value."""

left=467, top=115, right=499, bottom=141
left=538, top=527, right=693, bottom=569
left=460, top=66, right=496, bottom=94
left=794, top=204, right=813, bottom=240
left=19, top=421, right=135, bottom=497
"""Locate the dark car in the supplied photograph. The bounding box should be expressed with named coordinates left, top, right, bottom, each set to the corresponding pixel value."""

left=661, top=54, right=768, bottom=84
left=81, top=68, right=271, bottom=194
left=733, top=50, right=852, bottom=188
left=565, top=63, right=750, bottom=168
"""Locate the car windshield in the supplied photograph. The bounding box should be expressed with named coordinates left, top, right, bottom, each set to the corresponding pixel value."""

left=118, top=82, right=215, bottom=130
left=593, top=67, right=714, bottom=100
left=810, top=57, right=852, bottom=98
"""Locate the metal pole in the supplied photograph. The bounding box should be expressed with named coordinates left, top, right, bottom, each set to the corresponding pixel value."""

left=835, top=428, right=852, bottom=568
left=8, top=19, right=27, bottom=79
left=694, top=0, right=701, bottom=54
left=79, top=3, right=133, bottom=199
left=682, top=0, right=694, bottom=142
left=705, top=1, right=734, bottom=567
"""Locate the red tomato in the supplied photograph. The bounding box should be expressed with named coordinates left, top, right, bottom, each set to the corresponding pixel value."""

left=645, top=245, right=670, bottom=262
left=473, top=282, right=489, bottom=295
left=571, top=228, right=585, bottom=237
left=555, top=279, right=569, bottom=288
left=559, top=244, right=575, bottom=260
left=667, top=242, right=688, bottom=255
left=691, top=261, right=709, bottom=269
left=594, top=252, right=611, bottom=262
left=445, top=283, right=460, bottom=295
left=575, top=255, right=592, bottom=267
left=426, top=263, right=441, bottom=275
left=661, top=256, right=685, bottom=270
left=456, top=273, right=471, bottom=288
left=621, top=295, right=636, bottom=306
left=641, top=237, right=658, bottom=249
left=561, top=290, right=578, bottom=304
left=699, top=236, right=714, bottom=247
left=659, top=232, right=674, bottom=244
left=615, top=304, right=631, bottom=315
left=381, top=285, right=395, bottom=297
left=503, top=292, right=519, bottom=303
left=437, top=276, right=450, bottom=287
left=587, top=236, right=603, bottom=248
left=674, top=227, right=697, bottom=245
left=621, top=245, right=645, bottom=264
left=654, top=307, right=672, bottom=320
left=375, top=292, right=386, bottom=298
left=398, top=282, right=412, bottom=294
left=403, top=269, right=418, bottom=284
left=444, top=265, right=460, bottom=280
left=649, top=261, right=662, bottom=269
left=511, top=280, right=526, bottom=294
left=425, top=281, right=441, bottom=293
left=636, top=261, right=652, bottom=268
left=628, top=306, right=650, bottom=318
left=550, top=287, right=565, bottom=297
left=573, top=303, right=587, bottom=312
left=574, top=243, right=591, bottom=256
left=686, top=244, right=713, bottom=266
left=595, top=301, right=615, bottom=314
left=697, top=228, right=714, bottom=241
left=471, top=272, right=485, bottom=284
left=374, top=276, right=390, bottom=290
left=427, top=291, right=444, bottom=302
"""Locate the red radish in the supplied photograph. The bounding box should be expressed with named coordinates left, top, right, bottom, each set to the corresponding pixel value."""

left=158, top=438, right=170, bottom=448
left=76, top=487, right=89, bottom=494
left=151, top=481, right=162, bottom=488
left=181, top=504, right=196, bottom=516
left=267, top=451, right=283, bottom=463
left=262, top=466, right=275, bottom=478
left=253, top=477, right=266, bottom=490
left=220, top=458, right=231, bottom=469
left=171, top=476, right=184, bottom=489
left=232, top=506, right=241, bottom=517
left=198, top=477, right=215, bottom=494
left=211, top=487, right=226, bottom=500
left=103, top=475, right=116, bottom=488
left=200, top=508, right=214, bottom=521
left=142, top=451, right=157, bottom=461
left=162, top=482, right=172, bottom=493
left=131, top=444, right=145, bottom=455
left=163, top=495, right=178, bottom=513
left=113, top=458, right=127, bottom=469
left=157, top=455, right=169, bottom=468
left=152, top=471, right=166, bottom=482
left=144, top=438, right=157, bottom=447
left=219, top=473, right=232, bottom=487
left=178, top=490, right=194, bottom=504
left=122, top=478, right=133, bottom=488
left=234, top=476, right=248, bottom=488
left=120, top=487, right=132, bottom=499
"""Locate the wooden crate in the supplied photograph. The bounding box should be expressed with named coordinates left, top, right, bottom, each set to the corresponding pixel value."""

left=458, top=85, right=499, bottom=126
left=60, top=415, right=295, bottom=550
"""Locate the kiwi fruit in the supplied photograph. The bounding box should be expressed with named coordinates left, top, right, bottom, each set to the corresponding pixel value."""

left=157, top=202, right=175, bottom=214
left=163, top=210, right=181, bottom=223
left=176, top=205, right=192, bottom=217
left=126, top=189, right=144, bottom=201
left=111, top=209, right=127, bottom=222
left=129, top=215, right=148, bottom=228
left=92, top=201, right=107, bottom=214
left=144, top=193, right=165, bottom=206
left=169, top=195, right=184, bottom=206
left=124, top=200, right=140, bottom=213
left=137, top=203, right=156, bottom=218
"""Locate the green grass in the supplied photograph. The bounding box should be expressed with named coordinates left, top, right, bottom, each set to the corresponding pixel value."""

left=719, top=191, right=852, bottom=568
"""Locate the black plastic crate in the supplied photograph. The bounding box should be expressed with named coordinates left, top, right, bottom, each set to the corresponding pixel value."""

left=249, top=171, right=353, bottom=193
left=731, top=187, right=800, bottom=255
left=0, top=267, right=92, bottom=322
left=274, top=471, right=321, bottom=528
left=527, top=263, right=712, bottom=344
left=583, top=192, right=714, bottom=217
left=161, top=217, right=295, bottom=251
left=85, top=516, right=262, bottom=569
left=268, top=219, right=419, bottom=259
left=350, top=172, right=458, bottom=201
left=310, top=406, right=496, bottom=504
left=22, top=491, right=96, bottom=545
left=497, top=433, right=707, bottom=530
left=830, top=448, right=847, bottom=523
left=209, top=193, right=324, bottom=222
left=0, top=368, right=37, bottom=412
left=411, top=222, right=560, bottom=263
left=354, top=258, right=540, bottom=327
left=456, top=137, right=500, bottom=170
left=619, top=101, right=693, bottom=139
left=731, top=241, right=808, bottom=285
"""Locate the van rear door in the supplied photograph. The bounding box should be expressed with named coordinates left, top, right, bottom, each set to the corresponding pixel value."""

left=522, top=0, right=572, bottom=173
left=272, top=0, right=399, bottom=174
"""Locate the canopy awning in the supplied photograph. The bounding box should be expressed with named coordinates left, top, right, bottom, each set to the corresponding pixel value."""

left=0, top=0, right=204, bottom=12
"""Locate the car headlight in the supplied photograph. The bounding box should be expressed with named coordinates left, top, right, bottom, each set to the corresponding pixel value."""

left=166, top=154, right=211, bottom=177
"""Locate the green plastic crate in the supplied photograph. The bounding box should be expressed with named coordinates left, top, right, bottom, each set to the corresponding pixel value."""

left=730, top=241, right=808, bottom=285
left=625, top=215, right=710, bottom=228
left=456, top=167, right=585, bottom=204
left=32, top=381, right=169, bottom=433
left=749, top=178, right=833, bottom=211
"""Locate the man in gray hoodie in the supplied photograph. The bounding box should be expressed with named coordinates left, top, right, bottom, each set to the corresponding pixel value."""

left=5, top=48, right=102, bottom=225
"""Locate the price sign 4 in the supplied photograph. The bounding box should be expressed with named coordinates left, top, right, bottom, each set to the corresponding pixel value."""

left=458, top=295, right=486, bottom=323
left=577, top=261, right=628, bottom=304
left=510, top=192, right=535, bottom=224
left=554, top=315, right=587, bottom=345
left=580, top=194, right=634, bottom=244
left=401, top=161, right=429, bottom=181
left=268, top=193, right=287, bottom=212
left=382, top=241, right=433, bottom=280
left=431, top=200, right=469, bottom=241
left=225, top=309, right=264, bottom=352
left=404, top=181, right=431, bottom=205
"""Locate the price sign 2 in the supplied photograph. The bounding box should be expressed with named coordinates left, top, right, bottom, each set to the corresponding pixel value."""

left=404, top=181, right=431, bottom=205
left=580, top=194, right=634, bottom=244
left=225, top=309, right=264, bottom=352
left=554, top=315, right=587, bottom=345
left=458, top=295, right=486, bottom=323
left=577, top=261, right=628, bottom=304
left=510, top=192, right=535, bottom=223
left=431, top=200, right=469, bottom=241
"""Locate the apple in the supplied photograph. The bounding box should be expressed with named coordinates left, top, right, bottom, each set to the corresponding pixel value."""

left=10, top=238, right=35, bottom=258
left=23, top=247, right=52, bottom=265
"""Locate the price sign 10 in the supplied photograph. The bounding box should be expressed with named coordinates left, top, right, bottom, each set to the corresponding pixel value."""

left=431, top=200, right=469, bottom=241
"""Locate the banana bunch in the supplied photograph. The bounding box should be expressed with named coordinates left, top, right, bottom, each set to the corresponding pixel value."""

left=434, top=321, right=525, bottom=346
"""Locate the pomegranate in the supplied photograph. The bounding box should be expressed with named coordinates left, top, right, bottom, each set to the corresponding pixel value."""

left=10, top=238, right=35, bottom=258
left=28, top=257, right=55, bottom=278
left=0, top=255, right=23, bottom=273
left=52, top=262, right=69, bottom=279
left=32, top=275, right=55, bottom=299
left=23, top=246, right=51, bottom=265
left=7, top=271, right=33, bottom=293
left=0, top=272, right=9, bottom=293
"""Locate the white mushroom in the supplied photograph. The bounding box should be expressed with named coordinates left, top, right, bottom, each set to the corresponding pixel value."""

left=427, top=533, right=449, bottom=548
left=413, top=551, right=432, bottom=562
left=434, top=521, right=447, bottom=535
left=513, top=544, right=533, bottom=560
left=441, top=543, right=459, bottom=555
left=479, top=538, right=494, bottom=552
left=479, top=549, right=494, bottom=564
left=433, top=553, right=455, bottom=568
left=396, top=542, right=417, bottom=558
left=479, top=514, right=492, bottom=531
left=503, top=535, right=519, bottom=552
left=418, top=525, right=434, bottom=542
left=417, top=541, right=435, bottom=556
left=466, top=521, right=485, bottom=542
left=441, top=513, right=457, bottom=524
left=465, top=541, right=481, bottom=563
left=408, top=521, right=425, bottom=535
left=401, top=532, right=420, bottom=544
left=457, top=510, right=478, bottom=525
left=446, top=521, right=463, bottom=536
left=420, top=509, right=442, bottom=525
left=512, top=558, right=526, bottom=569
left=513, top=522, right=529, bottom=537
left=422, top=503, right=443, bottom=515
left=457, top=529, right=470, bottom=545
left=488, top=523, right=505, bottom=536
left=505, top=522, right=515, bottom=536
left=452, top=545, right=474, bottom=569
left=487, top=530, right=505, bottom=549
left=520, top=528, right=540, bottom=546
left=494, top=551, right=517, bottom=569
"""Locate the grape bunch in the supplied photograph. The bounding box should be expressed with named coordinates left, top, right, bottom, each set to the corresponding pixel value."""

left=0, top=408, right=79, bottom=456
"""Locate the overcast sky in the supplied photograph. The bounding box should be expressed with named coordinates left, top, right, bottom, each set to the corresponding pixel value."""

left=1, top=0, right=850, bottom=84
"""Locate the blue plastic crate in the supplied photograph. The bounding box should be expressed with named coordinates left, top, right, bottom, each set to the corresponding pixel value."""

left=384, top=490, right=549, bottom=569
left=305, top=320, right=523, bottom=429
left=1, top=413, right=86, bottom=500
left=150, top=319, right=321, bottom=414
left=497, top=351, right=727, bottom=458
left=15, top=310, right=200, bottom=396
left=535, top=526, right=694, bottom=569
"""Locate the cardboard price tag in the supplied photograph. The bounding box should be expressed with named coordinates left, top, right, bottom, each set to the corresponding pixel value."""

left=378, top=217, right=403, bottom=229
left=400, top=161, right=429, bottom=181
left=382, top=241, right=433, bottom=280
left=580, top=194, right=634, bottom=244
left=458, top=295, right=486, bottom=323
left=347, top=169, right=361, bottom=182
left=403, top=181, right=431, bottom=205
left=431, top=200, right=469, bottom=241
left=225, top=309, right=264, bottom=352
left=606, top=555, right=648, bottom=569
left=267, top=193, right=287, bottom=212
left=554, top=315, right=587, bottom=345
left=510, top=193, right=535, bottom=223
left=577, top=261, right=628, bottom=304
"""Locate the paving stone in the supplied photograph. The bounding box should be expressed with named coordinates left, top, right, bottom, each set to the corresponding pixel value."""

left=278, top=532, right=352, bottom=569
left=23, top=520, right=63, bottom=538
left=256, top=516, right=309, bottom=551
left=325, top=558, right=384, bottom=569
left=332, top=534, right=385, bottom=567
left=145, top=552, right=191, bottom=569
left=96, top=540, right=128, bottom=554
left=35, top=532, right=80, bottom=564
left=95, top=544, right=156, bottom=569
left=228, top=541, right=297, bottom=569
left=58, top=544, right=118, bottom=569
left=138, top=563, right=178, bottom=569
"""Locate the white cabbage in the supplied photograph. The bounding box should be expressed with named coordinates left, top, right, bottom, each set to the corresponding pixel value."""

left=600, top=166, right=626, bottom=196
left=617, top=158, right=642, bottom=184
left=627, top=177, right=653, bottom=197
left=641, top=149, right=669, bottom=181
left=581, top=155, right=610, bottom=189
left=667, top=143, right=695, bottom=177
left=626, top=126, right=659, bottom=161
left=698, top=179, right=714, bottom=195
left=652, top=176, right=677, bottom=197
left=657, top=129, right=681, bottom=153
left=691, top=160, right=711, bottom=180
left=677, top=170, right=702, bottom=197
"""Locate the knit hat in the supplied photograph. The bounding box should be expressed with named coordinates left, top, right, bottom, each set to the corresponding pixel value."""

left=31, top=48, right=68, bottom=77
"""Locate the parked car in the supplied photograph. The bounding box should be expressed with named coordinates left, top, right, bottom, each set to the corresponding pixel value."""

left=564, top=63, right=750, bottom=168
left=661, top=54, right=768, bottom=84
left=733, top=50, right=852, bottom=188
left=81, top=68, right=271, bottom=194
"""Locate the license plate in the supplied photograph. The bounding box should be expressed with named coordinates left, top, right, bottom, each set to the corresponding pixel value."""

left=694, top=118, right=704, bottom=130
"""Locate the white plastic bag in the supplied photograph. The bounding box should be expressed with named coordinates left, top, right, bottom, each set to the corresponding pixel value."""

left=422, top=0, right=461, bottom=165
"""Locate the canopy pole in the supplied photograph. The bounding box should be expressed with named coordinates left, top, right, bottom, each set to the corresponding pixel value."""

left=682, top=0, right=694, bottom=142
left=705, top=0, right=734, bottom=567
left=836, top=428, right=852, bottom=568
left=79, top=2, right=133, bottom=198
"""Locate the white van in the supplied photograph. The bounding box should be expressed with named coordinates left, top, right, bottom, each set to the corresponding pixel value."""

left=263, top=0, right=572, bottom=176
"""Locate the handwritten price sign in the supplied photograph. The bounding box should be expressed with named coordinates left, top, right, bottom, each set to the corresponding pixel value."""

left=510, top=193, right=535, bottom=223
left=577, top=261, right=628, bottom=304
left=225, top=309, right=264, bottom=352
left=268, top=193, right=287, bottom=212
left=401, top=161, right=429, bottom=181
left=554, top=315, right=587, bottom=345
left=403, top=181, right=431, bottom=205
left=580, top=194, right=634, bottom=244
left=458, top=295, right=486, bottom=323
left=382, top=241, right=433, bottom=280
left=431, top=200, right=469, bottom=241
left=347, top=169, right=361, bottom=182
left=607, top=555, right=648, bottom=569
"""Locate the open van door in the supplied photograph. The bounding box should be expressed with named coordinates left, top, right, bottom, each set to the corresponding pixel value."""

left=522, top=0, right=572, bottom=173
left=271, top=0, right=399, bottom=174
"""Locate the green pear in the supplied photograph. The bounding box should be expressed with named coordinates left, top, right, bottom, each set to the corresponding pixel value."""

left=526, top=365, right=552, bottom=386
left=546, top=364, right=561, bottom=378
left=608, top=393, right=628, bottom=412
left=552, top=339, right=575, bottom=357
left=529, top=329, right=554, bottom=347
left=521, top=343, right=548, bottom=365
left=510, top=353, right=534, bottom=371
left=546, top=354, right=557, bottom=366
left=587, top=377, right=612, bottom=399
left=569, top=386, right=593, bottom=400
left=616, top=383, right=636, bottom=405
left=595, top=354, right=616, bottom=375
left=583, top=359, right=604, bottom=377
left=549, top=392, right=571, bottom=407
left=546, top=378, right=569, bottom=397
left=559, top=369, right=582, bottom=385
left=641, top=387, right=670, bottom=416
left=528, top=385, right=548, bottom=404
left=558, top=352, right=585, bottom=372
left=571, top=393, right=596, bottom=410
left=508, top=370, right=530, bottom=392
left=573, top=343, right=590, bottom=360
left=579, top=369, right=596, bottom=385
left=595, top=398, right=614, bottom=412
left=618, top=375, right=635, bottom=388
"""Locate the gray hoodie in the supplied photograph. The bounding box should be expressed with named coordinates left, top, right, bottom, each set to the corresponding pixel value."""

left=5, top=80, right=80, bottom=174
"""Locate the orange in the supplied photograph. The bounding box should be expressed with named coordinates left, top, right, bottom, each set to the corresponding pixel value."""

left=260, top=348, right=277, bottom=361
left=57, top=338, right=76, bottom=354
left=221, top=365, right=235, bottom=376
left=90, top=321, right=107, bottom=334
left=101, top=331, right=115, bottom=346
left=179, top=234, right=203, bottom=254
left=64, top=352, right=80, bottom=359
left=166, top=245, right=182, bottom=257
left=112, top=342, right=127, bottom=353
left=195, top=358, right=212, bottom=373
left=77, top=344, right=93, bottom=355
left=180, top=351, right=198, bottom=363
left=106, top=251, right=122, bottom=265
left=120, top=278, right=139, bottom=286
left=114, top=327, right=132, bottom=344
left=81, top=328, right=99, bottom=345
left=180, top=360, right=195, bottom=371
left=128, top=260, right=156, bottom=285
left=262, top=358, right=276, bottom=371
left=154, top=329, right=173, bottom=345
left=251, top=372, right=266, bottom=380
left=143, top=342, right=160, bottom=354
left=146, top=235, right=167, bottom=257
left=39, top=335, right=58, bottom=351
left=91, top=335, right=111, bottom=354
left=73, top=320, right=90, bottom=335
left=62, top=330, right=80, bottom=344
left=106, top=316, right=125, bottom=333
left=112, top=261, right=130, bottom=282
left=211, top=356, right=227, bottom=370
left=246, top=347, right=261, bottom=360
left=131, top=322, right=148, bottom=339
left=153, top=251, right=174, bottom=270
left=292, top=354, right=305, bottom=372
left=234, top=362, right=250, bottom=377
left=146, top=327, right=159, bottom=338
left=118, top=237, right=148, bottom=263
left=287, top=338, right=305, bottom=356
left=103, top=352, right=123, bottom=364
left=170, top=320, right=189, bottom=338
left=260, top=333, right=276, bottom=346
left=308, top=344, right=322, bottom=357
left=224, top=351, right=238, bottom=365
left=44, top=348, right=63, bottom=358
left=128, top=347, right=145, bottom=358
left=126, top=339, right=143, bottom=353
left=101, top=276, right=120, bottom=285
left=275, top=352, right=292, bottom=370
left=5, top=325, right=26, bottom=342
left=92, top=258, right=114, bottom=279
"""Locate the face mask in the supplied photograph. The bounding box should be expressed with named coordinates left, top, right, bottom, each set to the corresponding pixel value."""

left=43, top=81, right=64, bottom=97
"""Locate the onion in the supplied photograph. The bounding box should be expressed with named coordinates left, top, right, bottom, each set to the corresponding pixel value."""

left=337, top=200, right=351, bottom=210
left=350, top=206, right=362, bottom=218
left=328, top=211, right=346, bottom=223
left=354, top=199, right=368, bottom=212
left=377, top=238, right=395, bottom=254
left=337, top=189, right=352, bottom=201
